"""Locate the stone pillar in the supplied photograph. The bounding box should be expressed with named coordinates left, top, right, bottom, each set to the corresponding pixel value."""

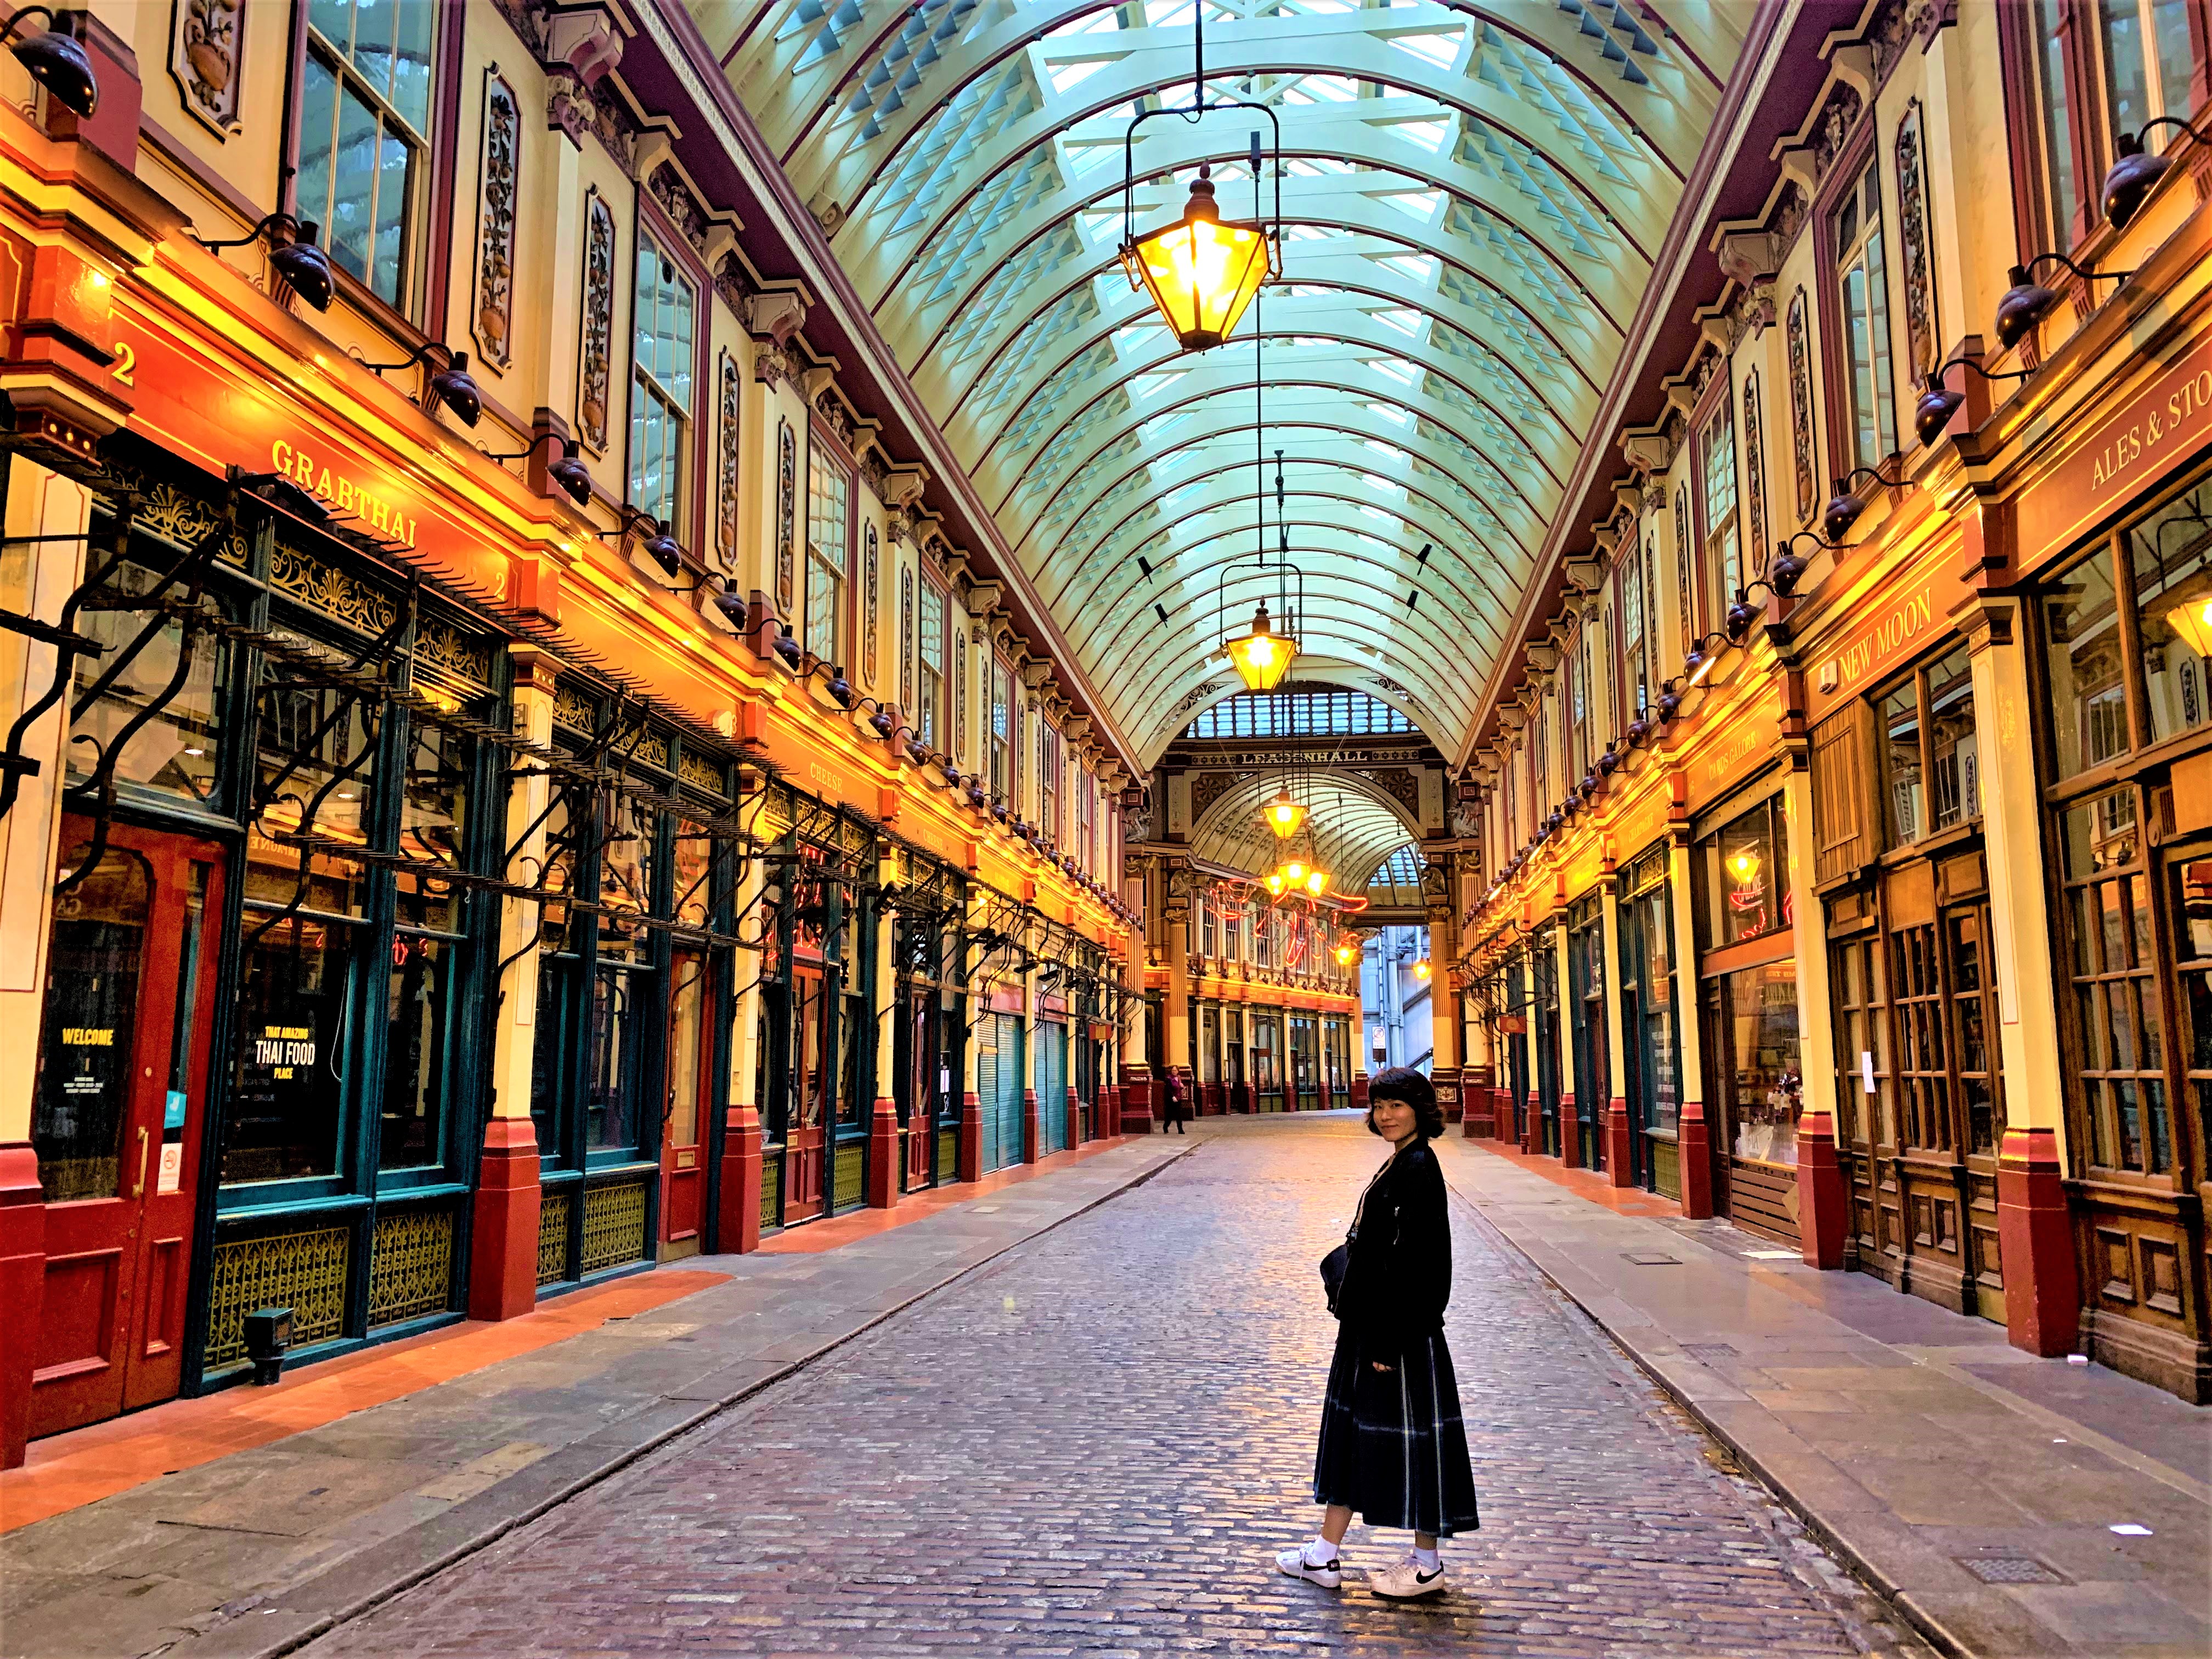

left=1600, top=873, right=1634, bottom=1187
left=866, top=849, right=900, bottom=1207
left=1430, top=951, right=1463, bottom=1122
left=472, top=648, right=558, bottom=1319
left=1797, top=1110, right=1849, bottom=1269
left=1163, top=891, right=1190, bottom=1124
left=1781, top=764, right=1839, bottom=1242
left=720, top=847, right=768, bottom=1251
left=1667, top=834, right=1713, bottom=1218
left=0, top=464, right=91, bottom=1469
left=1962, top=597, right=2080, bottom=1353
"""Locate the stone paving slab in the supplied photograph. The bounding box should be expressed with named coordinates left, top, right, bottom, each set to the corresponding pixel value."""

left=1435, top=1135, right=2212, bottom=1659
left=0, top=1138, right=1193, bottom=1659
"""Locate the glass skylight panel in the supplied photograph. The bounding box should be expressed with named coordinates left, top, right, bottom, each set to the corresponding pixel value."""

left=1384, top=119, right=1449, bottom=155
left=1366, top=354, right=1418, bottom=385
left=1182, top=690, right=1413, bottom=738
left=1386, top=30, right=1460, bottom=69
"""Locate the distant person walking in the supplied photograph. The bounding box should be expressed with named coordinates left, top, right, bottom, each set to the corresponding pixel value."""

left=1278, top=1066, right=1478, bottom=1600
left=1158, top=1071, right=1189, bottom=1134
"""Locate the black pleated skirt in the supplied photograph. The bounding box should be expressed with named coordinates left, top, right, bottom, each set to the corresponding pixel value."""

left=1312, top=1323, right=1481, bottom=1537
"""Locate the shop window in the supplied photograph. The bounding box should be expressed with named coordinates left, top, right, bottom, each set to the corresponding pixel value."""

left=296, top=0, right=435, bottom=307
left=67, top=558, right=226, bottom=810
left=2128, top=475, right=2212, bottom=746
left=630, top=234, right=696, bottom=534
left=1877, top=645, right=1982, bottom=848
left=1698, top=389, right=1741, bottom=628
left=229, top=910, right=359, bottom=1183
left=2101, top=0, right=2199, bottom=153
left=1039, top=721, right=1060, bottom=845
left=1702, top=795, right=1791, bottom=946
left=2174, top=860, right=2212, bottom=1184
left=2059, top=798, right=2171, bottom=1172
left=804, top=446, right=851, bottom=667
left=917, top=578, right=946, bottom=748
left=381, top=720, right=472, bottom=1172
left=1721, top=962, right=1804, bottom=1165
left=988, top=657, right=1012, bottom=800
left=2042, top=546, right=2129, bottom=780
left=35, top=847, right=151, bottom=1203
left=1832, top=157, right=1898, bottom=473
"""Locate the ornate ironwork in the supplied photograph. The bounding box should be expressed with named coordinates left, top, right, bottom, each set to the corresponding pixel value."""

left=537, top=1189, right=573, bottom=1284
left=204, top=1223, right=349, bottom=1369
left=368, top=1205, right=455, bottom=1328
left=580, top=1180, right=647, bottom=1273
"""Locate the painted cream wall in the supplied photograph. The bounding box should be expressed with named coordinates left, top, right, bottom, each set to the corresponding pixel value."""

left=106, top=1, right=294, bottom=218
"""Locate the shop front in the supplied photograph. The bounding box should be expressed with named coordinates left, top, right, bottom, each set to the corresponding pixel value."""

left=1532, top=926, right=1564, bottom=1158
left=1808, top=627, right=2005, bottom=1317
left=2030, top=466, right=2212, bottom=1397
left=1694, top=787, right=1803, bottom=1244
left=1566, top=893, right=1607, bottom=1171
left=1253, top=1012, right=1284, bottom=1110
left=889, top=848, right=964, bottom=1193
left=1616, top=843, right=1682, bottom=1198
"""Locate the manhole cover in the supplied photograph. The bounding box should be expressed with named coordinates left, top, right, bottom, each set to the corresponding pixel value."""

left=1681, top=1342, right=1739, bottom=1363
left=1955, top=1557, right=2067, bottom=1585
left=1622, top=1250, right=1680, bottom=1265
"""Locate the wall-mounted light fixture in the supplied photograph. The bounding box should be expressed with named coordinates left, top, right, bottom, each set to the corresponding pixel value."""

left=3, top=6, right=95, bottom=115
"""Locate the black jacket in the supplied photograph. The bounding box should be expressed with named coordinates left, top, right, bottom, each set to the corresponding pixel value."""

left=1335, top=1138, right=1451, bottom=1348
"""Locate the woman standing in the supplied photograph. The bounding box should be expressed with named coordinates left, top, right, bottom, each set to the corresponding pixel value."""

left=1277, top=1066, right=1479, bottom=1600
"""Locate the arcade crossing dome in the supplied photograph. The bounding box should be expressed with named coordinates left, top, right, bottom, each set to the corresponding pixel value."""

left=705, top=0, right=1746, bottom=762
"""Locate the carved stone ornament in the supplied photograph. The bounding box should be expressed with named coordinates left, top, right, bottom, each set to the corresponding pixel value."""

left=1674, top=484, right=1692, bottom=651
left=171, top=0, right=242, bottom=137
left=1895, top=99, right=1939, bottom=379
left=1787, top=288, right=1816, bottom=525
left=1742, top=369, right=1769, bottom=573
left=775, top=418, right=797, bottom=615
left=863, top=522, right=881, bottom=687
left=577, top=189, right=615, bottom=452
left=473, top=71, right=520, bottom=370
left=900, top=565, right=916, bottom=713
left=743, top=290, right=806, bottom=348
left=715, top=350, right=740, bottom=573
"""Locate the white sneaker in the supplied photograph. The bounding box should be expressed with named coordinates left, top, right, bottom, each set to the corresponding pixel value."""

left=1369, top=1554, right=1447, bottom=1601
left=1274, top=1544, right=1342, bottom=1589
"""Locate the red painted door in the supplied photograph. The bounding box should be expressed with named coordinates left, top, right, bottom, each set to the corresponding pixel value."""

left=659, top=952, right=711, bottom=1254
left=31, top=820, right=224, bottom=1437
left=783, top=964, right=826, bottom=1221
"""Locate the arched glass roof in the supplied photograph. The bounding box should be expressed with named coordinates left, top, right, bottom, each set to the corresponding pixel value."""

left=702, top=0, right=1746, bottom=763
left=1185, top=769, right=1419, bottom=896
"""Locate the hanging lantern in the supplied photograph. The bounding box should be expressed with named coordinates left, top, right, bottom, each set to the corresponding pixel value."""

left=1265, top=872, right=1285, bottom=897
left=1224, top=599, right=1297, bottom=691
left=1121, top=167, right=1275, bottom=353
left=1334, top=942, right=1356, bottom=966
left=1261, top=786, right=1307, bottom=838
left=1413, top=959, right=1432, bottom=982
left=1279, top=856, right=1309, bottom=887
left=2166, top=589, right=2212, bottom=659
left=1304, top=868, right=1329, bottom=897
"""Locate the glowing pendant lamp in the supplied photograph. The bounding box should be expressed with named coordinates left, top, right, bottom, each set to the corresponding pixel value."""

left=1226, top=600, right=1297, bottom=691
left=1262, top=787, right=1307, bottom=838
left=2168, top=591, right=2212, bottom=659
left=1278, top=856, right=1309, bottom=887
left=1121, top=167, right=1274, bottom=353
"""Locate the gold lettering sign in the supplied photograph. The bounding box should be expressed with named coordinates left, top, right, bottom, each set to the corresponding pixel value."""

left=1813, top=585, right=1934, bottom=708
left=270, top=438, right=421, bottom=548
left=2091, top=366, right=2212, bottom=493
left=60, top=1026, right=114, bottom=1046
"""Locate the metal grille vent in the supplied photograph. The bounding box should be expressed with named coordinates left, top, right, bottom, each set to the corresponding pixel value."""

left=369, top=1207, right=454, bottom=1329
left=204, top=1225, right=349, bottom=1369
left=580, top=1181, right=648, bottom=1274
left=537, top=1191, right=573, bottom=1285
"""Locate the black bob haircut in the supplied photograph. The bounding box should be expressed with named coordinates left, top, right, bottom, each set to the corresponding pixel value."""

left=1365, top=1066, right=1446, bottom=1141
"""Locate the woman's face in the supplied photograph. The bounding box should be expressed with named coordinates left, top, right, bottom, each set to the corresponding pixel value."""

left=1371, top=1096, right=1418, bottom=1147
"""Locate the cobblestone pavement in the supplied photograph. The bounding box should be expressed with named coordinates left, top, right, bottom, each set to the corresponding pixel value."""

left=304, top=1116, right=1929, bottom=1658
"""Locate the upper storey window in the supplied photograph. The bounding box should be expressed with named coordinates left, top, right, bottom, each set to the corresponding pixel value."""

left=630, top=234, right=696, bottom=534
left=1697, top=391, right=1740, bottom=629
left=298, top=0, right=435, bottom=307
left=804, top=445, right=851, bottom=667
left=1832, top=158, right=1897, bottom=473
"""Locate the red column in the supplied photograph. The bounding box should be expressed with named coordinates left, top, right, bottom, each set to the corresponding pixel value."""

left=1021, top=1089, right=1041, bottom=1164
left=1351, top=1073, right=1370, bottom=1113
left=1678, top=1102, right=1714, bottom=1218
left=469, top=1118, right=541, bottom=1321
left=1462, top=1066, right=1494, bottom=1138
left=866, top=1096, right=900, bottom=1207
left=1521, top=1096, right=1542, bottom=1155
left=1432, top=1066, right=1463, bottom=1123
left=0, top=1144, right=46, bottom=1470
left=1605, top=1097, right=1634, bottom=1187
left=1065, top=1087, right=1081, bottom=1153
left=717, top=1104, right=763, bottom=1255
left=1796, top=1110, right=1849, bottom=1268
left=1101, top=1084, right=1122, bottom=1138
left=958, top=1093, right=983, bottom=1183
left=1997, top=1126, right=2082, bottom=1357
left=1122, top=1066, right=1155, bottom=1133
left=1558, top=1094, right=1582, bottom=1167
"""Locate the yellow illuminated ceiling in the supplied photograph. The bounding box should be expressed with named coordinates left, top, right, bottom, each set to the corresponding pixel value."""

left=697, top=0, right=1747, bottom=761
